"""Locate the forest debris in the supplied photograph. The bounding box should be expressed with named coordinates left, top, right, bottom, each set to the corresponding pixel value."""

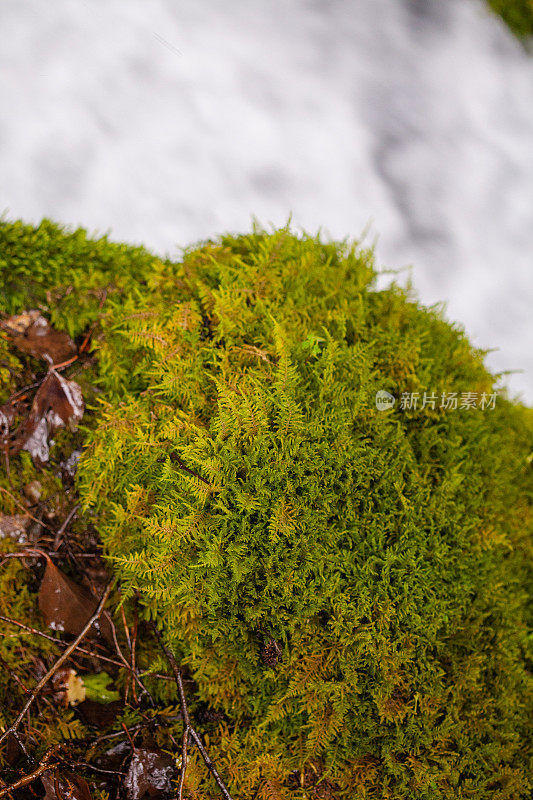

left=2, top=370, right=84, bottom=465
left=77, top=699, right=123, bottom=730
left=0, top=581, right=112, bottom=749
left=124, top=748, right=177, bottom=800
left=0, top=747, right=62, bottom=798
left=60, top=449, right=82, bottom=486
left=23, top=480, right=42, bottom=504
left=50, top=670, right=119, bottom=708
left=2, top=310, right=77, bottom=365
left=0, top=612, right=147, bottom=675
left=260, top=636, right=283, bottom=668
left=94, top=740, right=131, bottom=773
left=38, top=559, right=114, bottom=645
left=51, top=667, right=86, bottom=706
left=41, top=770, right=93, bottom=800
left=52, top=503, right=80, bottom=551
left=150, top=623, right=234, bottom=800
left=0, top=404, right=16, bottom=435
left=5, top=733, right=24, bottom=766
left=0, top=514, right=31, bottom=544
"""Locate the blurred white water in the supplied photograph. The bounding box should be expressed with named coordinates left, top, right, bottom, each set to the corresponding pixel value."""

left=1, top=0, right=532, bottom=400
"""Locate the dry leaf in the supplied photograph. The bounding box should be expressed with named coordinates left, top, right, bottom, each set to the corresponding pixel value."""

left=50, top=667, right=86, bottom=706
left=66, top=669, right=86, bottom=706
left=3, top=310, right=77, bottom=365
left=5, top=370, right=84, bottom=465
left=38, top=559, right=113, bottom=645
left=41, top=770, right=93, bottom=800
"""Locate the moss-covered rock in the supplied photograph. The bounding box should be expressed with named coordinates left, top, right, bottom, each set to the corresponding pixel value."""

left=486, top=0, right=533, bottom=39
left=1, top=219, right=532, bottom=799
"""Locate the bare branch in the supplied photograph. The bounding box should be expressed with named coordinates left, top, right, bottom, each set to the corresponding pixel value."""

left=52, top=503, right=80, bottom=551
left=0, top=582, right=112, bottom=748
left=0, top=613, right=181, bottom=682
left=0, top=745, right=60, bottom=797
left=149, top=623, right=235, bottom=800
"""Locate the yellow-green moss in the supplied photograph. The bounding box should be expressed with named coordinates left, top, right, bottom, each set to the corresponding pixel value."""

left=1, top=219, right=532, bottom=799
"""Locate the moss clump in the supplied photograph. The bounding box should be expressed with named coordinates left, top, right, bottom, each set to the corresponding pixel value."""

left=486, top=0, right=533, bottom=38
left=2, top=219, right=532, bottom=799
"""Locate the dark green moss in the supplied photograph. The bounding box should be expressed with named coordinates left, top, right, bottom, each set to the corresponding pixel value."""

left=1, top=219, right=532, bottom=799
left=486, top=0, right=533, bottom=38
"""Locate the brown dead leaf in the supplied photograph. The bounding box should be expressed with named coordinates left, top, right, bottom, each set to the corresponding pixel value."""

left=77, top=699, right=123, bottom=730
left=124, top=749, right=177, bottom=800
left=50, top=667, right=86, bottom=706
left=2, top=310, right=77, bottom=365
left=5, top=733, right=24, bottom=766
left=38, top=559, right=113, bottom=645
left=4, top=370, right=84, bottom=465
left=41, top=770, right=93, bottom=800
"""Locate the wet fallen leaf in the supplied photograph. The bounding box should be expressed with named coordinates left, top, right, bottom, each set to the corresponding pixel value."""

left=78, top=699, right=124, bottom=730
left=41, top=770, right=93, bottom=800
left=8, top=370, right=84, bottom=465
left=124, top=749, right=177, bottom=800
left=2, top=310, right=77, bottom=365
left=38, top=559, right=113, bottom=645
left=5, top=732, right=24, bottom=766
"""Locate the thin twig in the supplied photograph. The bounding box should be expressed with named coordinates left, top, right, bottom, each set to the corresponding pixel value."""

left=105, top=611, right=154, bottom=706
left=4, top=379, right=42, bottom=404
left=0, top=582, right=112, bottom=747
left=72, top=761, right=127, bottom=777
left=131, top=601, right=138, bottom=704
left=52, top=503, right=80, bottom=551
left=0, top=487, right=52, bottom=532
left=0, top=613, right=180, bottom=682
left=178, top=728, right=189, bottom=800
left=51, top=355, right=78, bottom=370
left=0, top=745, right=60, bottom=798
left=121, top=722, right=137, bottom=753
left=119, top=602, right=134, bottom=702
left=119, top=604, right=132, bottom=652
left=149, top=623, right=235, bottom=800
left=168, top=453, right=211, bottom=486
left=0, top=613, right=123, bottom=671
left=77, top=291, right=106, bottom=355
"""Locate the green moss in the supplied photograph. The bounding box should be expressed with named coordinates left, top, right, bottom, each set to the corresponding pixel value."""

left=486, top=0, right=533, bottom=38
left=1, top=219, right=532, bottom=798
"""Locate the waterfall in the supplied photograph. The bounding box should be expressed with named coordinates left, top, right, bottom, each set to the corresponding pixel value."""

left=0, top=0, right=531, bottom=399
